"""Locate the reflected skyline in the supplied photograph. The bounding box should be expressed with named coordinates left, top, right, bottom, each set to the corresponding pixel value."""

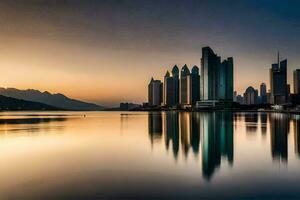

left=148, top=111, right=300, bottom=180
left=149, top=111, right=234, bottom=180
left=1, top=111, right=300, bottom=199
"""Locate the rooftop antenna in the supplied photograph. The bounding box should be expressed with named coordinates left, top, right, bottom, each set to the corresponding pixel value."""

left=277, top=51, right=280, bottom=65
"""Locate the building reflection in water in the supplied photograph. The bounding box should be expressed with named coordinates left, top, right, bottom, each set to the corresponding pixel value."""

left=293, top=116, right=300, bottom=157
left=164, top=111, right=179, bottom=159
left=201, top=112, right=233, bottom=180
left=244, top=113, right=258, bottom=133
left=148, top=112, right=300, bottom=179
left=260, top=113, right=267, bottom=135
left=148, top=112, right=163, bottom=145
left=269, top=113, right=288, bottom=162
left=190, top=112, right=200, bottom=155
left=148, top=111, right=234, bottom=180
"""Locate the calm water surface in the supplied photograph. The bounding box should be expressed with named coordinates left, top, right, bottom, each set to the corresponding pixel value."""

left=0, top=111, right=300, bottom=199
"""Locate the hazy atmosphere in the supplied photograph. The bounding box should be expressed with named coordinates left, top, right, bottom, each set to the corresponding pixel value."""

left=0, top=0, right=299, bottom=106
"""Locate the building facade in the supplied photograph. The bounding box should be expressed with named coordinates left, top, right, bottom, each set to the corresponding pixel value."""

left=163, top=71, right=175, bottom=106
left=294, top=69, right=300, bottom=94
left=260, top=83, right=267, bottom=104
left=200, top=47, right=233, bottom=102
left=243, top=86, right=258, bottom=105
left=219, top=57, right=234, bottom=101
left=148, top=78, right=163, bottom=106
left=172, top=65, right=180, bottom=105
left=201, top=47, right=221, bottom=101
left=190, top=65, right=200, bottom=105
left=269, top=54, right=287, bottom=105
left=180, top=65, right=191, bottom=105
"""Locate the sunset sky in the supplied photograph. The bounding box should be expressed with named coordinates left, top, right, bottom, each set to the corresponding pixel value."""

left=0, top=0, right=299, bottom=106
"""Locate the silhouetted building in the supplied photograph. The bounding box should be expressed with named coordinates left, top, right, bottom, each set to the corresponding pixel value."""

left=287, top=84, right=291, bottom=96
left=294, top=69, right=300, bottom=94
left=270, top=53, right=287, bottom=104
left=201, top=47, right=221, bottom=101
left=243, top=86, right=258, bottom=105
left=180, top=65, right=191, bottom=105
left=200, top=47, right=233, bottom=102
left=219, top=57, right=234, bottom=101
left=267, top=91, right=271, bottom=104
left=233, top=91, right=237, bottom=102
left=163, top=71, right=175, bottom=106
left=148, top=78, right=163, bottom=106
left=260, top=83, right=267, bottom=104
left=190, top=66, right=200, bottom=105
left=236, top=95, right=244, bottom=104
left=172, top=65, right=180, bottom=105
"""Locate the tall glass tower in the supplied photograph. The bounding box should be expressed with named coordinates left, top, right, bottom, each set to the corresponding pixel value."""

left=201, top=47, right=233, bottom=102
left=180, top=64, right=190, bottom=105
left=269, top=53, right=287, bottom=104
left=190, top=65, right=200, bottom=104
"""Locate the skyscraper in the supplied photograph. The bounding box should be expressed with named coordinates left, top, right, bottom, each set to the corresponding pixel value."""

left=200, top=47, right=233, bottom=102
left=269, top=53, right=287, bottom=104
left=163, top=65, right=180, bottom=107
left=201, top=47, right=220, bottom=101
left=163, top=71, right=175, bottom=106
left=243, top=86, right=258, bottom=105
left=294, top=69, right=300, bottom=94
left=172, top=65, right=180, bottom=105
left=190, top=65, right=200, bottom=105
left=180, top=64, right=190, bottom=105
left=219, top=57, right=234, bottom=101
left=148, top=78, right=163, bottom=106
left=260, top=83, right=267, bottom=104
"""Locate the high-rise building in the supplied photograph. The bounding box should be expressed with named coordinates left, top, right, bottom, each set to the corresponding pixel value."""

left=148, top=78, right=163, bottom=106
left=236, top=95, right=244, bottom=104
left=260, top=83, right=267, bottom=104
left=163, top=71, right=175, bottom=106
left=172, top=65, right=180, bottom=105
left=243, top=86, right=258, bottom=105
left=293, top=69, right=300, bottom=94
left=180, top=64, right=191, bottom=105
left=270, top=53, right=287, bottom=104
left=200, top=47, right=233, bottom=102
left=163, top=65, right=180, bottom=107
left=201, top=47, right=221, bottom=101
left=190, top=65, right=200, bottom=105
left=219, top=57, right=234, bottom=101
left=233, top=91, right=237, bottom=102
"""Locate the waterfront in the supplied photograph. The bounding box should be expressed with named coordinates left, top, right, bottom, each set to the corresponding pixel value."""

left=0, top=111, right=300, bottom=199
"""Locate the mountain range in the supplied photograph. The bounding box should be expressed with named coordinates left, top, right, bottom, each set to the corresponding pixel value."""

left=0, top=88, right=104, bottom=111
left=0, top=95, right=61, bottom=111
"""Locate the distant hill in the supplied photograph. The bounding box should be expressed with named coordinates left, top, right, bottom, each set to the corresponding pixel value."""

left=0, top=88, right=104, bottom=111
left=0, top=95, right=62, bottom=111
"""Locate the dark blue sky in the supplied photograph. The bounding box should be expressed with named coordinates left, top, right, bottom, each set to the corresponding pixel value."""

left=0, top=0, right=299, bottom=105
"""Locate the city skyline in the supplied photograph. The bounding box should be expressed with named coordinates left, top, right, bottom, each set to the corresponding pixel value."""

left=0, top=0, right=300, bottom=106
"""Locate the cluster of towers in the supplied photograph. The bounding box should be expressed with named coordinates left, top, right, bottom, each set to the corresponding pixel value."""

left=163, top=64, right=200, bottom=107
left=239, top=53, right=300, bottom=106
left=148, top=47, right=234, bottom=108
